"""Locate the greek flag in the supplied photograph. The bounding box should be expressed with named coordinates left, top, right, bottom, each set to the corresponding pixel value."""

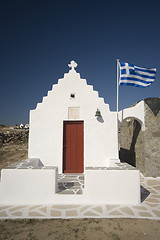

left=119, top=62, right=156, bottom=88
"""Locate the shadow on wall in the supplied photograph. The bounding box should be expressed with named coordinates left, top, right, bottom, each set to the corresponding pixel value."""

left=119, top=148, right=136, bottom=167
left=96, top=116, right=104, bottom=123
left=119, top=120, right=141, bottom=167
left=141, top=185, right=150, bottom=203
left=145, top=98, right=160, bottom=116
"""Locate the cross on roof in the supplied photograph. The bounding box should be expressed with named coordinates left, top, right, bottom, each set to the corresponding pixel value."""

left=68, top=60, right=78, bottom=70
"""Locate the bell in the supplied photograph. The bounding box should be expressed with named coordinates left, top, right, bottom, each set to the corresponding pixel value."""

left=95, top=108, right=101, bottom=117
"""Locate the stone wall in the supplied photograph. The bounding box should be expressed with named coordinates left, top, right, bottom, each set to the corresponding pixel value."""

left=143, top=98, right=160, bottom=177
left=119, top=98, right=160, bottom=177
left=0, top=127, right=29, bottom=147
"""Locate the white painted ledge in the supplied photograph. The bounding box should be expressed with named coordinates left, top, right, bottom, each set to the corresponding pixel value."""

left=84, top=167, right=140, bottom=205
left=0, top=160, right=140, bottom=205
left=0, top=159, right=58, bottom=204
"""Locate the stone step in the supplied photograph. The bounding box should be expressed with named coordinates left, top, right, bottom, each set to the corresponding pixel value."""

left=58, top=174, right=84, bottom=195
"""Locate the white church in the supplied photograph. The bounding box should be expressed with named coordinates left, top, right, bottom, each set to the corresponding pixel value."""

left=0, top=61, right=145, bottom=205
left=29, top=60, right=119, bottom=172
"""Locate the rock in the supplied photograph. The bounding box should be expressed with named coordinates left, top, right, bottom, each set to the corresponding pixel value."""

left=119, top=97, right=160, bottom=177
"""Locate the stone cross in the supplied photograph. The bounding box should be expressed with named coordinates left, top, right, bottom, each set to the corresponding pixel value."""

left=68, top=60, right=78, bottom=70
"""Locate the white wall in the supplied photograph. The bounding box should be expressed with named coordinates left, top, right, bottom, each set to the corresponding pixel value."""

left=0, top=163, right=140, bottom=205
left=118, top=100, right=145, bottom=130
left=28, top=69, right=119, bottom=173
left=0, top=167, right=58, bottom=204
left=84, top=169, right=140, bottom=205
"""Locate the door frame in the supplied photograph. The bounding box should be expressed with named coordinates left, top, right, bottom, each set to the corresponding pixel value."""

left=63, top=120, right=84, bottom=173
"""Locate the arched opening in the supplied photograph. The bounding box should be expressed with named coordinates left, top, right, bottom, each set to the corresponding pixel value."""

left=119, top=117, right=142, bottom=167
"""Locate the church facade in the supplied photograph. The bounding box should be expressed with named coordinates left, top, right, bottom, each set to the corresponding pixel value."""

left=28, top=61, right=119, bottom=173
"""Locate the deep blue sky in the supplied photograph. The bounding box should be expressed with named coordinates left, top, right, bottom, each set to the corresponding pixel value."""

left=1, top=0, right=160, bottom=125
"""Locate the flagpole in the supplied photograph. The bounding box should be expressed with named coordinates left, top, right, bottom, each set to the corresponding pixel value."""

left=116, top=59, right=120, bottom=159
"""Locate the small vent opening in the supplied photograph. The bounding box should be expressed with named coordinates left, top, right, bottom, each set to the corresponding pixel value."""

left=70, top=93, right=75, bottom=99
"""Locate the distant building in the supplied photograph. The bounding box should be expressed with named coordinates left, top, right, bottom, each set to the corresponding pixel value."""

left=19, top=123, right=24, bottom=129
left=19, top=123, right=29, bottom=129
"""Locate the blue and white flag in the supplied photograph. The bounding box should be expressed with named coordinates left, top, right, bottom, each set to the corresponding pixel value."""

left=119, top=62, right=156, bottom=88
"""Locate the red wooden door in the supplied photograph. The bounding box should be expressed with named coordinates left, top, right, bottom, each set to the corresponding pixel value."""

left=63, top=121, right=84, bottom=173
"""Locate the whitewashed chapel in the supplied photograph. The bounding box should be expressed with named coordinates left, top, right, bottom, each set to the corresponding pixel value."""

left=0, top=61, right=144, bottom=205
left=28, top=60, right=119, bottom=173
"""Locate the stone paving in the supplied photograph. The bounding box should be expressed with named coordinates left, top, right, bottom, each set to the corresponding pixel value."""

left=58, top=174, right=84, bottom=194
left=0, top=173, right=160, bottom=219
